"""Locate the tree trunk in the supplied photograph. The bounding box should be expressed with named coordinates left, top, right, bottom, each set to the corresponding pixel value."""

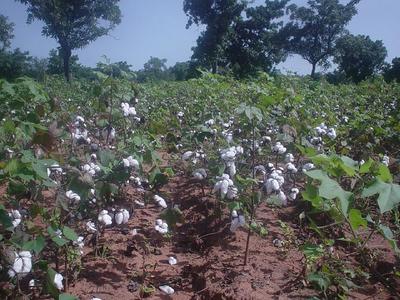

left=212, top=60, right=217, bottom=74
left=311, top=63, right=317, bottom=78
left=62, top=47, right=72, bottom=82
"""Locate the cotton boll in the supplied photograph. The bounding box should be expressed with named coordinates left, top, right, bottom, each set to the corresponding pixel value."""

left=98, top=210, right=112, bottom=226
left=182, top=151, right=193, bottom=161
left=8, top=251, right=32, bottom=278
left=9, top=210, right=22, bottom=228
left=382, top=155, right=390, bottom=166
left=159, top=285, right=174, bottom=295
left=122, top=158, right=130, bottom=168
left=115, top=211, right=124, bottom=225
left=327, top=128, right=336, bottom=139
left=278, top=191, right=287, bottom=206
left=86, top=221, right=97, bottom=233
left=168, top=257, right=177, bottom=265
left=227, top=186, right=238, bottom=200
left=302, top=163, right=315, bottom=173
left=286, top=163, right=298, bottom=173
left=285, top=153, right=294, bottom=163
left=121, top=209, right=130, bottom=224
left=154, top=195, right=167, bottom=208
left=54, top=273, right=64, bottom=290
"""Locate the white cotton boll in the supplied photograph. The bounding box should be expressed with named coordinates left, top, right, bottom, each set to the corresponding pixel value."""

left=159, top=285, right=174, bottom=295
left=327, top=128, right=336, bottom=139
left=219, top=180, right=229, bottom=199
left=302, top=163, right=315, bottom=173
left=168, top=257, right=177, bottom=265
left=86, top=221, right=97, bottom=233
left=285, top=153, right=294, bottom=163
left=154, top=195, right=167, bottom=208
left=262, top=136, right=272, bottom=143
left=98, top=210, right=112, bottom=226
left=9, top=210, right=22, bottom=228
left=8, top=251, right=32, bottom=278
left=127, top=156, right=139, bottom=169
left=382, top=155, right=390, bottom=166
left=115, top=211, right=124, bottom=225
left=278, top=191, right=287, bottom=205
left=225, top=133, right=233, bottom=143
left=83, top=164, right=91, bottom=172
left=29, top=279, right=35, bottom=288
left=227, top=162, right=236, bottom=178
left=122, top=209, right=130, bottom=224
left=205, top=119, right=215, bottom=126
left=230, top=218, right=240, bottom=232
left=91, top=298, right=102, bottom=300
left=231, top=210, right=238, bottom=218
left=155, top=220, right=168, bottom=234
left=54, top=273, right=64, bottom=290
left=193, top=168, right=207, bottom=180
left=265, top=178, right=280, bottom=194
left=286, top=163, right=298, bottom=173
left=156, top=219, right=163, bottom=226
left=122, top=158, right=130, bottom=168
left=227, top=186, right=238, bottom=200
left=182, top=151, right=193, bottom=160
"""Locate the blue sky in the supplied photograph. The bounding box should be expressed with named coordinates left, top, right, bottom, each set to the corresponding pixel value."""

left=1, top=0, right=399, bottom=75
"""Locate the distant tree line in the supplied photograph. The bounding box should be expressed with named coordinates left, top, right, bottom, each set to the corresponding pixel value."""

left=0, top=0, right=399, bottom=83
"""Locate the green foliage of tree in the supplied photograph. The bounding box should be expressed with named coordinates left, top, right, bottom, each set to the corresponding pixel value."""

left=334, top=34, right=387, bottom=83
left=0, top=48, right=31, bottom=80
left=0, top=14, right=15, bottom=51
left=136, top=57, right=171, bottom=82
left=228, top=0, right=289, bottom=77
left=17, top=0, right=122, bottom=81
left=169, top=61, right=190, bottom=81
left=383, top=57, right=400, bottom=83
left=285, top=0, right=360, bottom=77
left=184, top=0, right=247, bottom=73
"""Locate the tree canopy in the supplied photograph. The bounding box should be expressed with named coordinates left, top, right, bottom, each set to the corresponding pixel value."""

left=17, top=0, right=122, bottom=81
left=285, top=0, right=360, bottom=77
left=334, top=34, right=387, bottom=82
left=0, top=14, right=15, bottom=51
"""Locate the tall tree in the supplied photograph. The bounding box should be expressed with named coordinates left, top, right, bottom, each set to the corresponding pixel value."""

left=136, top=57, right=170, bottom=82
left=228, top=0, right=289, bottom=76
left=17, top=0, right=121, bottom=81
left=334, top=34, right=387, bottom=82
left=285, top=0, right=360, bottom=77
left=383, top=57, right=400, bottom=83
left=0, top=14, right=15, bottom=51
left=183, top=0, right=246, bottom=73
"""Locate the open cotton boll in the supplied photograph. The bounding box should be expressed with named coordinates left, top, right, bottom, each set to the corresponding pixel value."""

left=159, top=285, right=174, bottom=295
left=264, top=178, right=280, bottom=194
left=54, top=273, right=64, bottom=290
left=8, top=251, right=32, bottom=278
left=65, top=190, right=81, bottom=203
left=155, top=219, right=168, bottom=234
left=182, top=151, right=194, bottom=161
left=115, top=209, right=130, bottom=225
left=86, top=221, right=97, bottom=233
left=192, top=168, right=207, bottom=180
left=154, top=195, right=167, bottom=208
left=289, top=188, right=300, bottom=201
left=382, top=155, right=390, bottom=166
left=9, top=210, right=22, bottom=228
left=230, top=215, right=245, bottom=232
left=286, top=163, right=298, bottom=173
left=168, top=257, right=177, bottom=265
left=98, top=210, right=112, bottom=226
left=227, top=186, right=238, bottom=200
left=278, top=191, right=287, bottom=205
left=285, top=153, right=294, bottom=163
left=327, top=128, right=337, bottom=139
left=302, top=163, right=315, bottom=173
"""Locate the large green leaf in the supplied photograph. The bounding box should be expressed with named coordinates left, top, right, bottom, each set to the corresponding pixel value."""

left=362, top=179, right=400, bottom=214
left=22, top=235, right=46, bottom=254
left=348, top=209, right=367, bottom=231
left=62, top=226, right=78, bottom=241
left=305, top=170, right=352, bottom=215
left=59, top=294, right=78, bottom=300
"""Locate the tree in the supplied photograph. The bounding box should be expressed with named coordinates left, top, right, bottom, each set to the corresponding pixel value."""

left=47, top=49, right=80, bottom=75
left=227, top=0, right=289, bottom=77
left=383, top=57, right=400, bottom=83
left=183, top=0, right=246, bottom=73
left=17, top=0, right=121, bottom=81
left=285, top=0, right=360, bottom=77
left=136, top=57, right=171, bottom=82
left=334, top=34, right=387, bottom=82
left=0, top=14, right=14, bottom=51
left=169, top=62, right=190, bottom=81
left=0, top=48, right=31, bottom=80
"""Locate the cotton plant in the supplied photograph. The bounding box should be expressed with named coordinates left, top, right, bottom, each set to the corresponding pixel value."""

left=122, top=156, right=139, bottom=169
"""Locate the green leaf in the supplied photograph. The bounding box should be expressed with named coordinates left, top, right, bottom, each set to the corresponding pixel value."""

left=307, top=272, right=330, bottom=292
left=59, top=293, right=78, bottom=300
left=62, top=226, right=78, bottom=241
left=305, top=170, right=352, bottom=215
left=348, top=209, right=367, bottom=231
left=0, top=208, right=13, bottom=228
left=359, top=158, right=373, bottom=174
left=362, top=179, right=400, bottom=214
left=378, top=224, right=400, bottom=254
left=377, top=164, right=392, bottom=183
left=22, top=235, right=46, bottom=254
